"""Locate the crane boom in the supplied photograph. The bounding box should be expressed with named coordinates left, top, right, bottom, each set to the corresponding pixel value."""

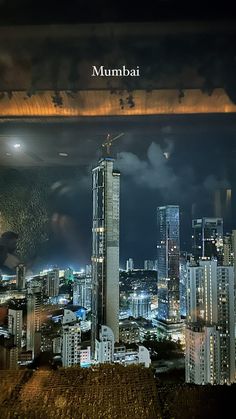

left=102, top=132, right=124, bottom=155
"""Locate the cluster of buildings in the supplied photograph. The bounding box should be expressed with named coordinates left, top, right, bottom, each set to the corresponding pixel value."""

left=89, top=154, right=236, bottom=383
left=0, top=155, right=150, bottom=370
left=155, top=205, right=236, bottom=385
left=0, top=266, right=91, bottom=369
left=90, top=156, right=150, bottom=367
left=185, top=227, right=236, bottom=385
left=1, top=152, right=235, bottom=386
left=125, top=258, right=157, bottom=272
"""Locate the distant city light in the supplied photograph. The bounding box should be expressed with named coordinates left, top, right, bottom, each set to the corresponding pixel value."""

left=2, top=274, right=16, bottom=281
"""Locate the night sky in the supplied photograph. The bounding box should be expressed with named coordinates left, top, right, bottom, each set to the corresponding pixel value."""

left=1, top=115, right=236, bottom=270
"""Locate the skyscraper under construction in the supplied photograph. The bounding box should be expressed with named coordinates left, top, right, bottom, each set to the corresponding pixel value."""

left=91, top=156, right=120, bottom=357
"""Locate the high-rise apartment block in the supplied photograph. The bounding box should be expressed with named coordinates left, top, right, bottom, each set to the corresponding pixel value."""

left=95, top=325, right=114, bottom=363
left=62, top=310, right=81, bottom=367
left=192, top=218, right=223, bottom=260
left=73, top=276, right=92, bottom=309
left=129, top=293, right=151, bottom=319
left=185, top=324, right=220, bottom=385
left=186, top=260, right=235, bottom=384
left=157, top=205, right=180, bottom=324
left=0, top=336, right=18, bottom=369
left=91, top=157, right=120, bottom=357
left=26, top=287, right=43, bottom=358
left=144, top=260, right=154, bottom=270
left=222, top=230, right=236, bottom=266
left=126, top=258, right=134, bottom=271
left=16, top=264, right=26, bottom=290
left=46, top=268, right=60, bottom=297
left=8, top=308, right=23, bottom=348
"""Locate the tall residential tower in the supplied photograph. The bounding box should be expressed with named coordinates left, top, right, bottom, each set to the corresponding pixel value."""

left=192, top=217, right=223, bottom=260
left=157, top=205, right=180, bottom=327
left=186, top=259, right=235, bottom=384
left=91, top=157, right=120, bottom=357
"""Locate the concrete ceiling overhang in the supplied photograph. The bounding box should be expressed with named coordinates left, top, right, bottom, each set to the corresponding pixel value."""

left=0, top=21, right=236, bottom=119
left=0, top=89, right=235, bottom=120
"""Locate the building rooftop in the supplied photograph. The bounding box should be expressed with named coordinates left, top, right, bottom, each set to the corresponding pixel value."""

left=0, top=367, right=235, bottom=418
left=0, top=366, right=159, bottom=418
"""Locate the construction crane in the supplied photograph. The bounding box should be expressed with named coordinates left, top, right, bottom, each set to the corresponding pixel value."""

left=102, top=132, right=124, bottom=155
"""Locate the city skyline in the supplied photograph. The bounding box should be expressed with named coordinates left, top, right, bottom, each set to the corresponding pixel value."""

left=1, top=128, right=236, bottom=408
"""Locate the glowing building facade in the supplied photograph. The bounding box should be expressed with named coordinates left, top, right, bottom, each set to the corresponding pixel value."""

left=8, top=308, right=23, bottom=349
left=129, top=293, right=151, bottom=319
left=26, top=287, right=43, bottom=357
left=46, top=268, right=60, bottom=297
left=192, top=218, right=223, bottom=260
left=62, top=310, right=81, bottom=367
left=16, top=264, right=26, bottom=290
left=95, top=325, right=114, bottom=363
left=144, top=260, right=154, bottom=270
left=73, top=276, right=92, bottom=309
left=157, top=205, right=180, bottom=323
left=91, top=157, right=120, bottom=357
left=186, top=260, right=235, bottom=384
left=185, top=324, right=220, bottom=385
left=126, top=258, right=134, bottom=271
